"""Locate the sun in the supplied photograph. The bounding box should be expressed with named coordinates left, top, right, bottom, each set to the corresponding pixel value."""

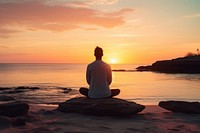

left=110, top=58, right=118, bottom=64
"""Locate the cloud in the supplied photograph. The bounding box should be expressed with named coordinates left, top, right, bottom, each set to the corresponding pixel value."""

left=0, top=28, right=21, bottom=38
left=84, top=0, right=118, bottom=5
left=0, top=0, right=133, bottom=37
left=84, top=28, right=99, bottom=31
left=60, top=0, right=119, bottom=8
left=0, top=28, right=19, bottom=33
left=0, top=0, right=119, bottom=6
left=43, top=0, right=119, bottom=7
left=184, top=13, right=200, bottom=19
left=103, top=8, right=134, bottom=17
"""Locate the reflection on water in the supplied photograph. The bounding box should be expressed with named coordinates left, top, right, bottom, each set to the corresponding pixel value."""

left=111, top=71, right=200, bottom=104
left=0, top=63, right=199, bottom=105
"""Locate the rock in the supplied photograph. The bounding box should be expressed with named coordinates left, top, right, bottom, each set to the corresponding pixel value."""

left=24, top=114, right=40, bottom=122
left=60, top=87, right=72, bottom=93
left=1, top=86, right=40, bottom=94
left=0, top=116, right=12, bottom=129
left=4, top=90, right=24, bottom=94
left=0, top=87, right=11, bottom=90
left=159, top=101, right=200, bottom=114
left=12, top=117, right=26, bottom=126
left=0, top=102, right=29, bottom=117
left=35, top=109, right=56, bottom=115
left=62, top=90, right=70, bottom=93
left=0, top=96, right=15, bottom=101
left=136, top=65, right=152, bottom=71
left=57, top=97, right=145, bottom=117
left=15, top=86, right=40, bottom=90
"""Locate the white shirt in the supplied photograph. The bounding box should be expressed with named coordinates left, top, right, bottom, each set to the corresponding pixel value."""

left=86, top=60, right=112, bottom=98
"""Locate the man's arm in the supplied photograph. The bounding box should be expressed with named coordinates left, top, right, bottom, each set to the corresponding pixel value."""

left=86, top=66, right=91, bottom=85
left=107, top=65, right=112, bottom=85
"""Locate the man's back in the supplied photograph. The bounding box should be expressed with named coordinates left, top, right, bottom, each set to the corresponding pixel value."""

left=86, top=60, right=112, bottom=98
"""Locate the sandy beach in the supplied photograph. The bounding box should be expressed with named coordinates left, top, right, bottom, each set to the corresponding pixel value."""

left=0, top=104, right=199, bottom=133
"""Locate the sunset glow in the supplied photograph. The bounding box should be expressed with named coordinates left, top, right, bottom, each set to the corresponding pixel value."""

left=0, top=0, right=200, bottom=64
left=110, top=58, right=118, bottom=64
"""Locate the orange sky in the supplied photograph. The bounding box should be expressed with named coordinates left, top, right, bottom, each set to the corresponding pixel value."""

left=0, top=0, right=200, bottom=64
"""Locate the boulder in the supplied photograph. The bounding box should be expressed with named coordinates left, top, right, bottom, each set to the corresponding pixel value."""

left=0, top=116, right=12, bottom=129
left=57, top=97, right=145, bottom=117
left=0, top=102, right=29, bottom=117
left=0, top=96, right=15, bottom=101
left=13, top=117, right=26, bottom=126
left=159, top=101, right=200, bottom=114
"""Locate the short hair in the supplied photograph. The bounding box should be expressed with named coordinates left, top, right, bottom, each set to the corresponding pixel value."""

left=94, top=46, right=103, bottom=57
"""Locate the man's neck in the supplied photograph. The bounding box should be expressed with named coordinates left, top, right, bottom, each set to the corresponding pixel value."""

left=95, top=57, right=102, bottom=60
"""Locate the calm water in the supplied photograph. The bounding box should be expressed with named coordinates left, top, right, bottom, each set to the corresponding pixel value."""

left=0, top=63, right=199, bottom=105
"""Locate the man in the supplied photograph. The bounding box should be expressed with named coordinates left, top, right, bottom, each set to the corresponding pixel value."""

left=79, top=46, right=120, bottom=98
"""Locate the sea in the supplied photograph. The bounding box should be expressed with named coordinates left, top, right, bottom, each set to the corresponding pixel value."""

left=0, top=63, right=199, bottom=105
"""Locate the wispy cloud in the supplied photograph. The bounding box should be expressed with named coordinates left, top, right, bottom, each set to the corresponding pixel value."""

left=84, top=0, right=118, bottom=5
left=42, top=0, right=119, bottom=7
left=102, top=8, right=134, bottom=17
left=84, top=28, right=99, bottom=31
left=0, top=28, right=21, bottom=38
left=0, top=0, right=133, bottom=37
left=0, top=0, right=118, bottom=4
left=0, top=28, right=19, bottom=34
left=184, top=13, right=200, bottom=19
left=42, top=0, right=119, bottom=8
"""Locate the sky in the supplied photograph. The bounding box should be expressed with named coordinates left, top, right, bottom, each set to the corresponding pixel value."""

left=0, top=0, right=200, bottom=64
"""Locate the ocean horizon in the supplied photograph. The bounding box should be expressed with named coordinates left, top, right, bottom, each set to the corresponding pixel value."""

left=0, top=63, right=199, bottom=105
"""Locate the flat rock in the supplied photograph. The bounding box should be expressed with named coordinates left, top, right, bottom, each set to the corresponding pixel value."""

left=0, top=102, right=29, bottom=117
left=57, top=97, right=145, bottom=117
left=159, top=101, right=200, bottom=114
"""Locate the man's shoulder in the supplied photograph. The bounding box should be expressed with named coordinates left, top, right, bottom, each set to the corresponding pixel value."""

left=88, top=60, right=110, bottom=67
left=102, top=61, right=111, bottom=68
left=87, top=61, right=96, bottom=67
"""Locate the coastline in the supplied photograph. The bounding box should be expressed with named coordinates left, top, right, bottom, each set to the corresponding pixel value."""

left=0, top=63, right=199, bottom=132
left=0, top=63, right=200, bottom=106
left=136, top=55, right=200, bottom=74
left=1, top=104, right=199, bottom=133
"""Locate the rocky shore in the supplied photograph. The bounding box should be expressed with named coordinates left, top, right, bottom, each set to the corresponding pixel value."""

left=136, top=55, right=200, bottom=73
left=0, top=96, right=200, bottom=133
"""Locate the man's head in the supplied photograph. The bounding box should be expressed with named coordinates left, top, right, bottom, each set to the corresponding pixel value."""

left=94, top=46, right=103, bottom=59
